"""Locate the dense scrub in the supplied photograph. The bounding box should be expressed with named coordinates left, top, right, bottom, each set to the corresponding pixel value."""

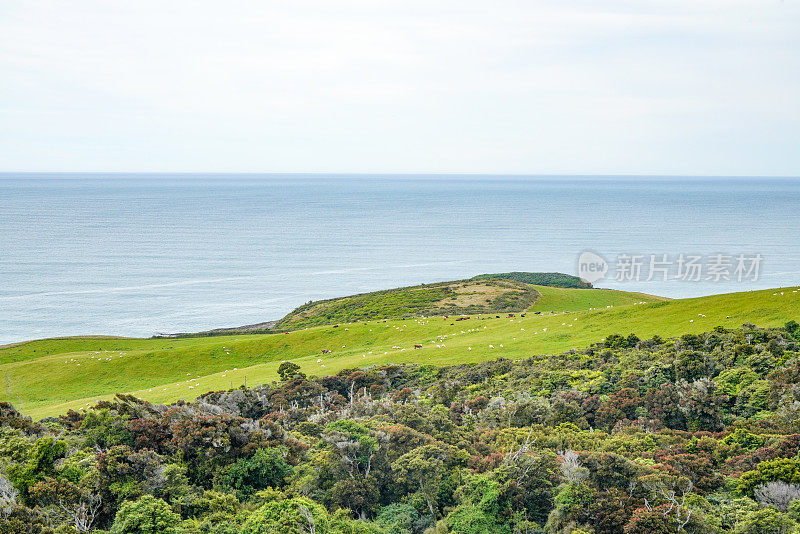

left=3, top=323, right=800, bottom=533
left=472, top=272, right=592, bottom=289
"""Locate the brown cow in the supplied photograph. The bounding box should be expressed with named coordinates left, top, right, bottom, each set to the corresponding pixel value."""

left=414, top=344, right=423, bottom=349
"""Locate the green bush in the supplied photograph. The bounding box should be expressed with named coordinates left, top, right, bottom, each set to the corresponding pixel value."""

left=734, top=508, right=798, bottom=534
left=217, top=448, right=293, bottom=500
left=111, top=495, right=181, bottom=534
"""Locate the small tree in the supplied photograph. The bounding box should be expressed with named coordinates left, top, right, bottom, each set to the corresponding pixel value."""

left=278, top=362, right=305, bottom=381
left=111, top=494, right=181, bottom=534
left=0, top=473, right=18, bottom=520
left=786, top=320, right=800, bottom=339
left=322, top=420, right=381, bottom=479
left=375, top=503, right=419, bottom=533
left=242, top=497, right=331, bottom=534
left=392, top=444, right=463, bottom=517
left=734, top=507, right=798, bottom=534
left=637, top=472, right=695, bottom=532
left=559, top=450, right=589, bottom=485
left=30, top=477, right=101, bottom=533
left=218, top=447, right=293, bottom=499
left=754, top=481, right=800, bottom=512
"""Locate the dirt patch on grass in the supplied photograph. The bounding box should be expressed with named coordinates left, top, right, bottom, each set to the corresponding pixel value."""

left=434, top=280, right=533, bottom=309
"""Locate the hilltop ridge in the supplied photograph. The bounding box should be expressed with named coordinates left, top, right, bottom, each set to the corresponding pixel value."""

left=274, top=272, right=600, bottom=331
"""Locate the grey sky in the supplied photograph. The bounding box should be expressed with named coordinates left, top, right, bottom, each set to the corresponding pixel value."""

left=1, top=1, right=798, bottom=175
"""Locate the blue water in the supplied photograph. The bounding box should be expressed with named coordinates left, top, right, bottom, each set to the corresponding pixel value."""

left=1, top=174, right=798, bottom=344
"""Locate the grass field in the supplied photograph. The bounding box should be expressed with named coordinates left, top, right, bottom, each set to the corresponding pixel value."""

left=2, top=285, right=799, bottom=419
left=527, top=285, right=667, bottom=312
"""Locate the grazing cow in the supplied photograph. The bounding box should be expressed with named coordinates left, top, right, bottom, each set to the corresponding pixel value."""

left=321, top=349, right=331, bottom=354
left=414, top=344, right=423, bottom=349
left=333, top=325, right=339, bottom=328
left=508, top=314, right=515, bottom=318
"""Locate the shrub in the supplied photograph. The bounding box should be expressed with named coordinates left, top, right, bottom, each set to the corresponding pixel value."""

left=217, top=448, right=293, bottom=500
left=733, top=507, right=798, bottom=534
left=110, top=495, right=181, bottom=534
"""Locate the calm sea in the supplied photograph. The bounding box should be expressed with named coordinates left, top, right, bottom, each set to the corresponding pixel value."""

left=1, top=174, right=798, bottom=344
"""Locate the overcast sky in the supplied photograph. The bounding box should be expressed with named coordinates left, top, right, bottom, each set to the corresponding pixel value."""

left=1, top=1, right=798, bottom=175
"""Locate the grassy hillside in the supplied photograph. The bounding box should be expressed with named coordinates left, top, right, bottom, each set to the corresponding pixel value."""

left=274, top=272, right=599, bottom=331
left=528, top=284, right=668, bottom=312
left=274, top=278, right=539, bottom=330
left=2, top=286, right=799, bottom=419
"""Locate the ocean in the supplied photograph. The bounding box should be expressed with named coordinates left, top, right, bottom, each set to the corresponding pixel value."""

left=1, top=174, right=798, bottom=344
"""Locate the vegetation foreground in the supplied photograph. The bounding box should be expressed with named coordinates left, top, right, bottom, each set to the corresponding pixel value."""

left=3, top=281, right=800, bottom=533
left=4, top=321, right=800, bottom=532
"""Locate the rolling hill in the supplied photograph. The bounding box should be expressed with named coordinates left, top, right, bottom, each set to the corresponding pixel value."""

left=1, top=283, right=799, bottom=419
left=273, top=277, right=540, bottom=331
left=247, top=272, right=600, bottom=332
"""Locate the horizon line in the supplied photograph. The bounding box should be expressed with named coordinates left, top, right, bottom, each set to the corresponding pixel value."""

left=1, top=171, right=800, bottom=180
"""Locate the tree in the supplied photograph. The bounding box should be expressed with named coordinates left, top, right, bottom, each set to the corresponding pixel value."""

left=785, top=320, right=800, bottom=341
left=754, top=481, right=800, bottom=512
left=733, top=507, right=798, bottom=534
left=0, top=473, right=18, bottom=520
left=7, top=436, right=68, bottom=503
left=595, top=388, right=642, bottom=431
left=110, top=494, right=181, bottom=534
left=278, top=362, right=305, bottom=382
left=218, top=447, right=293, bottom=500
left=721, top=429, right=764, bottom=451
left=445, top=504, right=504, bottom=534
left=330, top=477, right=380, bottom=520
left=588, top=488, right=643, bottom=534
left=391, top=444, right=464, bottom=518
left=495, top=451, right=558, bottom=526
left=322, top=420, right=381, bottom=479
left=624, top=504, right=682, bottom=533
left=739, top=458, right=800, bottom=497
left=242, top=497, right=331, bottom=534
left=30, top=477, right=101, bottom=533
left=169, top=413, right=271, bottom=483
left=677, top=379, right=726, bottom=431
left=375, top=503, right=419, bottom=533
left=644, top=383, right=686, bottom=429
left=634, top=472, right=695, bottom=532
